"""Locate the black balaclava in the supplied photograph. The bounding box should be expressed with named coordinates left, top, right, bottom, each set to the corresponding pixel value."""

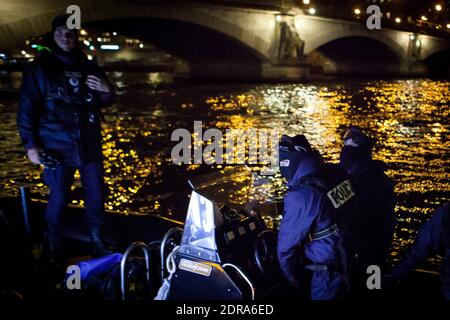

left=279, top=134, right=312, bottom=183
left=340, top=127, right=374, bottom=170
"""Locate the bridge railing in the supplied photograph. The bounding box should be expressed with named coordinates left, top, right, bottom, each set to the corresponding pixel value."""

left=192, top=0, right=450, bottom=39
left=301, top=5, right=450, bottom=39
left=191, top=0, right=291, bottom=11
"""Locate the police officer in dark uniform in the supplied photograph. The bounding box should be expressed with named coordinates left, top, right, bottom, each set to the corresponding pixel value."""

left=339, top=127, right=395, bottom=272
left=17, top=15, right=115, bottom=260
left=277, top=134, right=358, bottom=300
left=390, top=204, right=450, bottom=299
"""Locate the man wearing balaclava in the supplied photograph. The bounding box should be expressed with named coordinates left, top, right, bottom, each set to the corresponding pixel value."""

left=17, top=15, right=115, bottom=261
left=339, top=127, right=395, bottom=293
left=277, top=134, right=358, bottom=300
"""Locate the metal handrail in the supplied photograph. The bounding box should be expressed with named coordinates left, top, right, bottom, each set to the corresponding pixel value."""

left=160, top=227, right=183, bottom=281
left=19, top=186, right=31, bottom=241
left=222, top=263, right=255, bottom=300
left=254, top=229, right=277, bottom=277
left=120, top=241, right=151, bottom=301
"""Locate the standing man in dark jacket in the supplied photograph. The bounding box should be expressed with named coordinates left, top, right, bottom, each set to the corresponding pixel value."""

left=391, top=204, right=450, bottom=299
left=17, top=15, right=115, bottom=260
left=339, top=127, right=395, bottom=272
left=277, top=134, right=358, bottom=300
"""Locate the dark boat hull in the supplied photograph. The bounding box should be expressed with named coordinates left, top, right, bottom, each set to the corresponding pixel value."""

left=0, top=196, right=183, bottom=249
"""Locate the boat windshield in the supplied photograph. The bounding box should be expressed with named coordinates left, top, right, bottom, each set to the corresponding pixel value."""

left=179, top=167, right=284, bottom=262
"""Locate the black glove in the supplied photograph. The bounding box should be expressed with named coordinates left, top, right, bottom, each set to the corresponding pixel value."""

left=39, top=151, right=61, bottom=170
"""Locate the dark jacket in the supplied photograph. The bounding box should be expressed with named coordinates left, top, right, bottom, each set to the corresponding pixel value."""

left=277, top=151, right=358, bottom=289
left=17, top=48, right=115, bottom=166
left=392, top=204, right=450, bottom=299
left=344, top=159, right=395, bottom=269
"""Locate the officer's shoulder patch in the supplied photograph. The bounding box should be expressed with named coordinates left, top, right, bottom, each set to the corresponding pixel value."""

left=326, top=179, right=355, bottom=209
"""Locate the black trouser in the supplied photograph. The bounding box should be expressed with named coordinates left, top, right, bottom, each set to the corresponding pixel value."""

left=43, top=162, right=105, bottom=239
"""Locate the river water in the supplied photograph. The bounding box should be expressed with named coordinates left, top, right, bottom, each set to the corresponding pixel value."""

left=0, top=71, right=448, bottom=268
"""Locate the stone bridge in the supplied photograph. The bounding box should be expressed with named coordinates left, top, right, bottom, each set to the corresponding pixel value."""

left=1, top=0, right=449, bottom=79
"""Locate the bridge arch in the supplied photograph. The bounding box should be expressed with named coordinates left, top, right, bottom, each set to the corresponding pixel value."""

left=419, top=36, right=450, bottom=60
left=306, top=35, right=403, bottom=75
left=0, top=2, right=273, bottom=61
left=423, top=47, right=450, bottom=76
left=85, top=17, right=265, bottom=65
left=303, top=29, right=407, bottom=62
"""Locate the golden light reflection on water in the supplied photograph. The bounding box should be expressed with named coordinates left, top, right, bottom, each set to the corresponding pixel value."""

left=0, top=77, right=448, bottom=270
left=197, top=79, right=449, bottom=268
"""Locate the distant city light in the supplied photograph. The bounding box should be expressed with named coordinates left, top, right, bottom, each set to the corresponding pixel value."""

left=0, top=53, right=6, bottom=58
left=100, top=44, right=120, bottom=50
left=303, top=0, right=310, bottom=4
left=21, top=50, right=26, bottom=55
left=395, top=17, right=401, bottom=23
left=80, top=29, right=87, bottom=35
left=354, top=8, right=361, bottom=15
left=89, top=45, right=95, bottom=50
left=113, top=32, right=117, bottom=36
left=97, top=37, right=102, bottom=42
left=421, top=16, right=428, bottom=21
left=139, top=43, right=144, bottom=48
left=409, top=34, right=415, bottom=40
left=83, top=40, right=90, bottom=46
left=87, top=55, right=93, bottom=60
left=309, top=8, right=316, bottom=15
left=435, top=4, right=442, bottom=11
left=31, top=44, right=38, bottom=48
left=447, top=24, right=450, bottom=29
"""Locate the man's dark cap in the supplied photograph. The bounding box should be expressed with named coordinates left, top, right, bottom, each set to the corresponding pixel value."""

left=52, top=15, right=71, bottom=32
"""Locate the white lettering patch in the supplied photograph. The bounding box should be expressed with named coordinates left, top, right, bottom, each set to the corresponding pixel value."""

left=280, top=159, right=290, bottom=167
left=344, top=138, right=359, bottom=147
left=326, top=179, right=355, bottom=209
left=179, top=259, right=212, bottom=277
